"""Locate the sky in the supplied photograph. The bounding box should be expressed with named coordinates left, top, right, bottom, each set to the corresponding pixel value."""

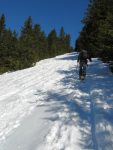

left=0, top=0, right=89, bottom=47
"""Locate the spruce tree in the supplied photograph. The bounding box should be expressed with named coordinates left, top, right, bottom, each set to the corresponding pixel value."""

left=0, top=14, right=73, bottom=74
left=75, top=0, right=113, bottom=60
left=33, top=24, right=48, bottom=60
left=19, top=16, right=36, bottom=68
left=47, top=29, right=57, bottom=57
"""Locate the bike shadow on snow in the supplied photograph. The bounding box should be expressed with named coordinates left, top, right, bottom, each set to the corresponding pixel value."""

left=35, top=54, right=113, bottom=150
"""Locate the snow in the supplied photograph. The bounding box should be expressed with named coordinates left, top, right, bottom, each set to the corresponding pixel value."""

left=0, top=52, right=113, bottom=150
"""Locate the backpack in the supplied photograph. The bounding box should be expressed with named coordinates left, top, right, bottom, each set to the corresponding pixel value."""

left=80, top=50, right=88, bottom=60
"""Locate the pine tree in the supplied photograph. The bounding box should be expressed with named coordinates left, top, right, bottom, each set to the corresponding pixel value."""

left=33, top=24, right=48, bottom=60
left=0, top=14, right=73, bottom=74
left=75, top=0, right=113, bottom=60
left=47, top=29, right=57, bottom=57
left=0, top=14, right=7, bottom=73
left=60, top=26, right=65, bottom=40
left=19, top=16, right=36, bottom=68
left=65, top=34, right=71, bottom=52
left=0, top=14, right=5, bottom=35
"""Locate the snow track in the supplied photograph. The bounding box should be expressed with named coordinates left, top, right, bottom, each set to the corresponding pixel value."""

left=0, top=52, right=113, bottom=150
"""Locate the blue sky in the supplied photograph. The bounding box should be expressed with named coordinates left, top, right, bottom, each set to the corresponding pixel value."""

left=0, top=0, right=89, bottom=47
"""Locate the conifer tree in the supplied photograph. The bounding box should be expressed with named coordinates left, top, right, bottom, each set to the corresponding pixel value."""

left=19, top=16, right=35, bottom=68
left=0, top=14, right=73, bottom=74
left=33, top=24, right=48, bottom=60
left=75, top=0, right=113, bottom=60
left=0, top=14, right=7, bottom=73
left=0, top=14, right=5, bottom=34
left=60, top=26, right=65, bottom=40
left=47, top=29, right=57, bottom=57
left=65, top=34, right=71, bottom=52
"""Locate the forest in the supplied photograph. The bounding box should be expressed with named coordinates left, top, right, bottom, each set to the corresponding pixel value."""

left=75, top=0, right=113, bottom=62
left=0, top=15, right=73, bottom=73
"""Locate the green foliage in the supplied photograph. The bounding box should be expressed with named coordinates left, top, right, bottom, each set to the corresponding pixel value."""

left=75, top=0, right=113, bottom=61
left=0, top=15, right=72, bottom=74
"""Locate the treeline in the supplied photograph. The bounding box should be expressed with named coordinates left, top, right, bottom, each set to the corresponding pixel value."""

left=0, top=14, right=73, bottom=73
left=75, top=0, right=113, bottom=62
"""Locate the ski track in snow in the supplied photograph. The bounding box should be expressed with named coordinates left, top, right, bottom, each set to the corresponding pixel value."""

left=0, top=52, right=113, bottom=150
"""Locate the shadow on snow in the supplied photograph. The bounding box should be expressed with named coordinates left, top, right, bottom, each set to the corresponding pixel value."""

left=35, top=54, right=113, bottom=150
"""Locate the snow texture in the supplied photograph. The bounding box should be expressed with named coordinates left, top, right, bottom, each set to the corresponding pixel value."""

left=0, top=52, right=113, bottom=150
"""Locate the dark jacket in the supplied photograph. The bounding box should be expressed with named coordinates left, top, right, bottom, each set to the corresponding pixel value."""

left=77, top=50, right=92, bottom=64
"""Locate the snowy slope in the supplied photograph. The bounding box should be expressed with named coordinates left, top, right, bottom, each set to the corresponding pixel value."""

left=0, top=52, right=113, bottom=150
